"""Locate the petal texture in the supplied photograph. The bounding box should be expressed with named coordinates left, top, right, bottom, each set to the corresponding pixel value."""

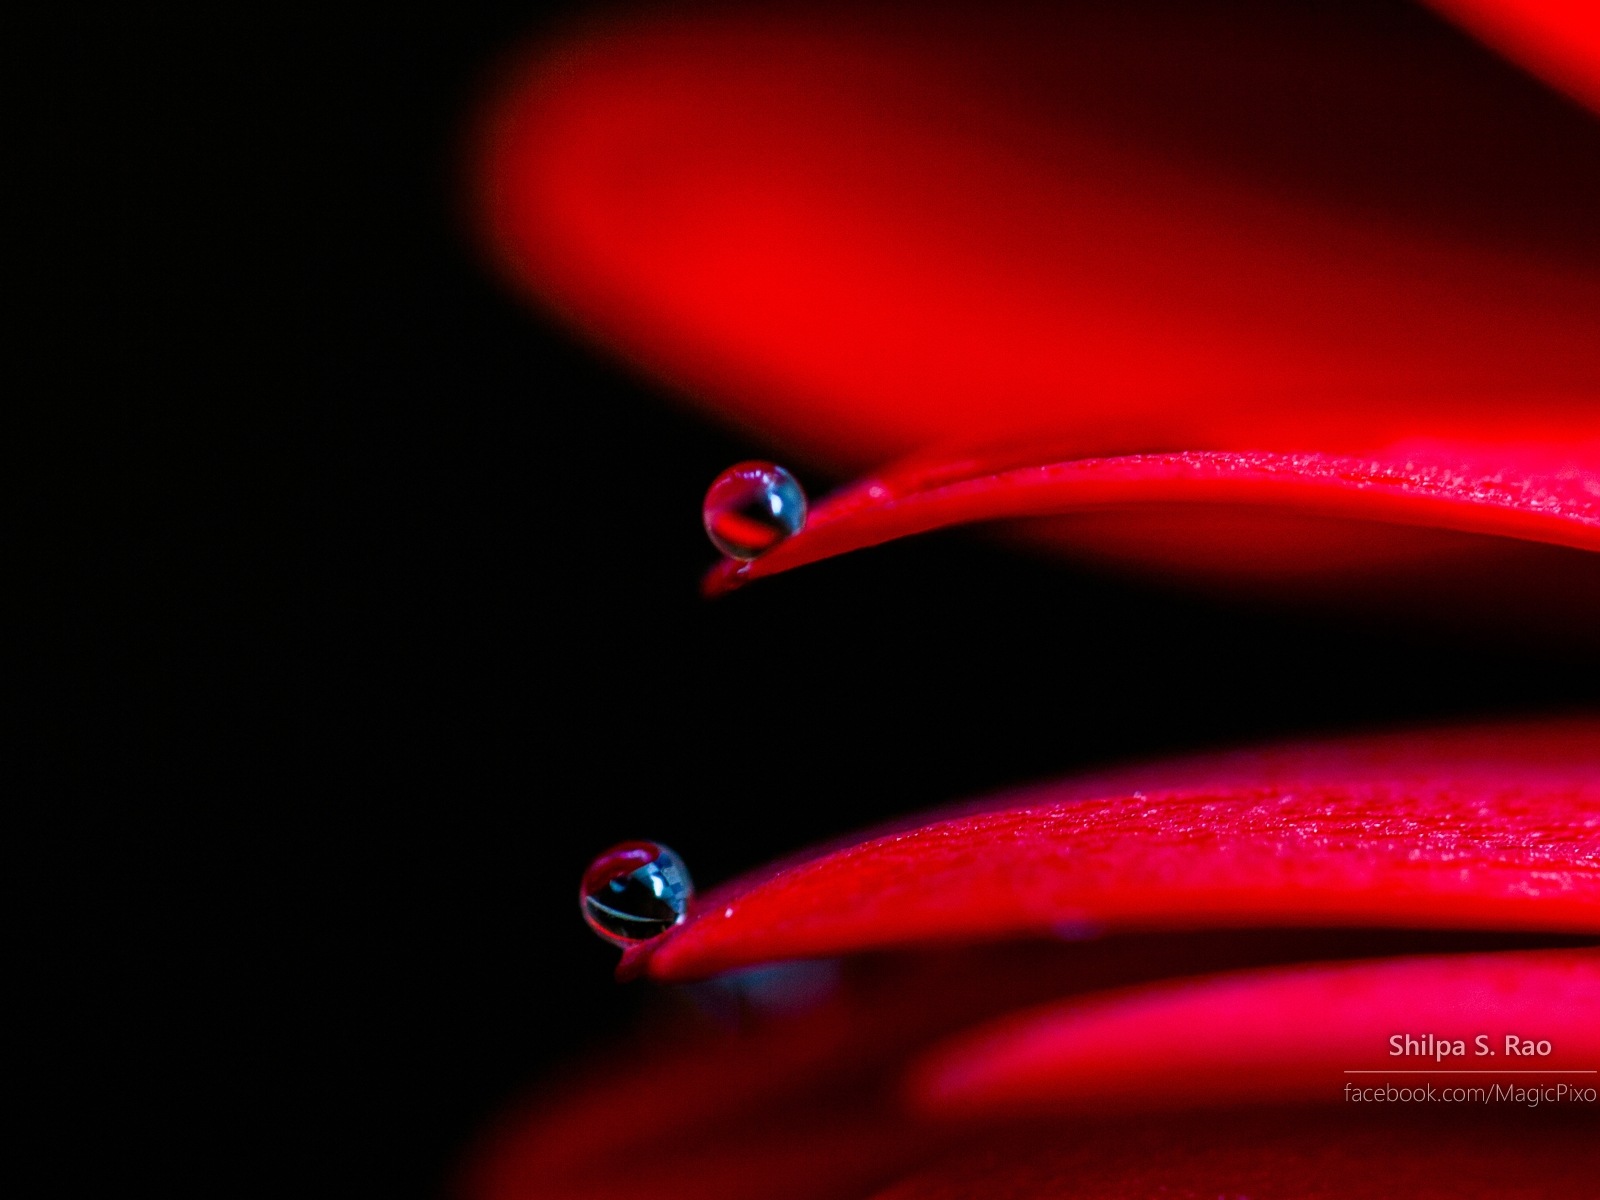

left=630, top=721, right=1600, bottom=981
left=702, top=442, right=1600, bottom=595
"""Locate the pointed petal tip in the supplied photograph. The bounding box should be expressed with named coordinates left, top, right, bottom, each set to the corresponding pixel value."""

left=700, top=445, right=1600, bottom=596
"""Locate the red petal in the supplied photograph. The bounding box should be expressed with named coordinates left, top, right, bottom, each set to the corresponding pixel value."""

left=474, top=3, right=1600, bottom=470
left=630, top=721, right=1600, bottom=981
left=871, top=1114, right=1600, bottom=1200
left=461, top=938, right=1594, bottom=1200
left=461, top=945, right=1226, bottom=1200
left=913, top=947, right=1600, bottom=1113
left=1428, top=1, right=1600, bottom=115
left=701, top=441, right=1600, bottom=595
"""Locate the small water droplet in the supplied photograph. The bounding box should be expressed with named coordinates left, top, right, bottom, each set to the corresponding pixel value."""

left=703, top=461, right=807, bottom=559
left=580, top=841, right=694, bottom=946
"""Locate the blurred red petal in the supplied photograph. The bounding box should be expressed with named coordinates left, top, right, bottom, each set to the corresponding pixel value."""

left=630, top=721, right=1600, bottom=981
left=462, top=945, right=1223, bottom=1200
left=475, top=2, right=1600, bottom=471
left=871, top=1114, right=1600, bottom=1200
left=463, top=937, right=1592, bottom=1200
left=1428, top=0, right=1600, bottom=115
left=913, top=947, right=1600, bottom=1113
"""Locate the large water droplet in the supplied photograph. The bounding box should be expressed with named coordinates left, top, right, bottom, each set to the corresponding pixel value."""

left=580, top=841, right=694, bottom=946
left=703, top=461, right=807, bottom=559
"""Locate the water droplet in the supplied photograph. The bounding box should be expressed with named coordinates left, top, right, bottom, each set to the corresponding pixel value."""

left=703, top=461, right=807, bottom=559
left=580, top=841, right=694, bottom=946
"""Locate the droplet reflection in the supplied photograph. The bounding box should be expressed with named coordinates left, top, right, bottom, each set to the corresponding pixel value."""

left=580, top=841, right=694, bottom=946
left=703, top=461, right=807, bottom=559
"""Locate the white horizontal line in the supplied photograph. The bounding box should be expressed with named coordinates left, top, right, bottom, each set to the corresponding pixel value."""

left=1343, top=1070, right=1597, bottom=1075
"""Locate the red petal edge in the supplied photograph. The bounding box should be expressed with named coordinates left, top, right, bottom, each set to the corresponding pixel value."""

left=702, top=442, right=1600, bottom=595
left=1427, top=0, right=1600, bottom=116
left=474, top=3, right=1600, bottom=474
left=627, top=720, right=1600, bottom=981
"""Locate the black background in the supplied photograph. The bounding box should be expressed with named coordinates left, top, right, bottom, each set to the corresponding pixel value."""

left=20, top=2, right=1597, bottom=1198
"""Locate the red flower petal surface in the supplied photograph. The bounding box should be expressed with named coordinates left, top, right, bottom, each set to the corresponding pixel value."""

left=475, top=1, right=1600, bottom=472
left=469, top=723, right=1600, bottom=1200
left=628, top=721, right=1600, bottom=982
left=701, top=441, right=1600, bottom=595
left=870, top=1114, right=1600, bottom=1200
left=464, top=939, right=1597, bottom=1200
left=1428, top=1, right=1600, bottom=115
left=464, top=943, right=1270, bottom=1200
left=913, top=947, right=1600, bottom=1114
